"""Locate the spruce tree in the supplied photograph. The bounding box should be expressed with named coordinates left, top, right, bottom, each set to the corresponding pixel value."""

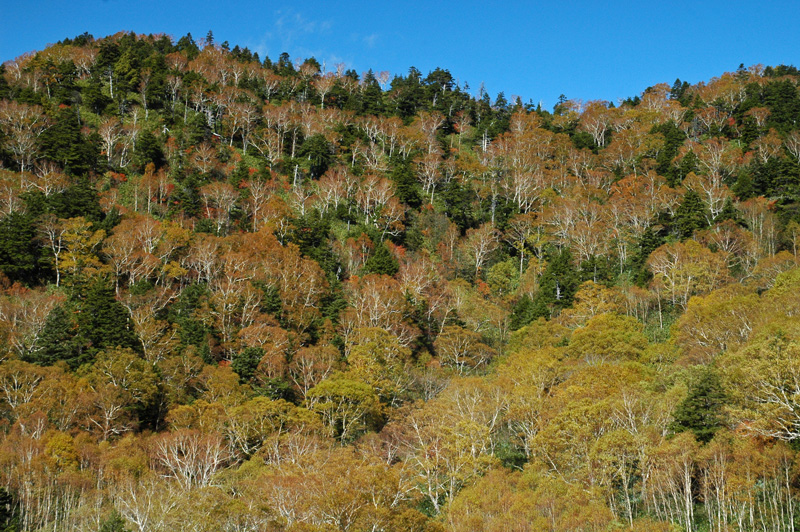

left=0, top=211, right=40, bottom=285
left=232, top=347, right=264, bottom=383
left=363, top=241, right=399, bottom=276
left=77, top=279, right=140, bottom=356
left=536, top=247, right=580, bottom=314
left=673, top=189, right=708, bottom=238
left=99, top=510, right=130, bottom=532
left=671, top=368, right=727, bottom=443
left=35, top=304, right=85, bottom=368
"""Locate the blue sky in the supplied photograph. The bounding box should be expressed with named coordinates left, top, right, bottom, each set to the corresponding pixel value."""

left=1, top=1, right=798, bottom=109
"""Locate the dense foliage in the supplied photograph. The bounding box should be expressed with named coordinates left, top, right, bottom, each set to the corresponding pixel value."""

left=1, top=30, right=800, bottom=531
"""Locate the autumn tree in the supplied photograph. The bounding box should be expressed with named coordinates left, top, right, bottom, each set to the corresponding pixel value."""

left=433, top=326, right=496, bottom=374
left=647, top=239, right=729, bottom=310
left=0, top=100, right=49, bottom=172
left=306, top=374, right=380, bottom=443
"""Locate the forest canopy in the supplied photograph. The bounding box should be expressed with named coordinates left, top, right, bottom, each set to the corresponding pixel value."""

left=1, top=30, right=800, bottom=531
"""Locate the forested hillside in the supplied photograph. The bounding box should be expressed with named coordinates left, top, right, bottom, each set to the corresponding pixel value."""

left=2, top=30, right=800, bottom=531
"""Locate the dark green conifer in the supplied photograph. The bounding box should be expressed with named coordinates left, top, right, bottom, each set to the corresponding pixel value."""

left=673, top=189, right=709, bottom=238
left=363, top=241, right=399, bottom=276
left=671, top=368, right=727, bottom=444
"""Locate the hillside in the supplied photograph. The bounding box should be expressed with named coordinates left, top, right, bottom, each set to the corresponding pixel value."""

left=1, top=31, right=800, bottom=531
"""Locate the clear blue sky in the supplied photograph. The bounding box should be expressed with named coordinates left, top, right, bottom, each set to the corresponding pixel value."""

left=1, top=1, right=798, bottom=109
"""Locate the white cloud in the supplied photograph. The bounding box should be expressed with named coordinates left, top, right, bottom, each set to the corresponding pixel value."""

left=362, top=33, right=379, bottom=48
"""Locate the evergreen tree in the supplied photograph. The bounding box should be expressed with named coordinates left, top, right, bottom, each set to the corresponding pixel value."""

left=288, top=211, right=333, bottom=266
left=631, top=226, right=664, bottom=286
left=229, top=159, right=249, bottom=186
left=298, top=134, right=333, bottom=179
left=510, top=294, right=547, bottom=329
left=168, top=282, right=213, bottom=352
left=0, top=211, right=40, bottom=285
left=134, top=129, right=165, bottom=169
left=392, top=67, right=426, bottom=119
left=232, top=347, right=264, bottom=383
left=171, top=173, right=202, bottom=218
left=0, top=487, right=19, bottom=532
left=38, top=107, right=98, bottom=176
left=363, top=241, right=399, bottom=276
left=653, top=121, right=687, bottom=183
left=83, top=75, right=112, bottom=114
left=175, top=33, right=200, bottom=59
left=523, top=247, right=581, bottom=321
left=0, top=65, right=10, bottom=100
left=34, top=304, right=85, bottom=368
left=671, top=368, right=727, bottom=443
left=48, top=176, right=104, bottom=222
left=99, top=510, right=130, bottom=532
left=388, top=157, right=422, bottom=208
left=441, top=180, right=477, bottom=232
left=732, top=171, right=756, bottom=200
left=359, top=70, right=385, bottom=116
left=673, top=189, right=709, bottom=238
left=673, top=150, right=699, bottom=187
left=764, top=79, right=800, bottom=133
left=77, top=279, right=140, bottom=356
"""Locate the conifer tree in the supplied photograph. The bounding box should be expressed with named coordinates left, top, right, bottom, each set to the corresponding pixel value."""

left=673, top=189, right=709, bottom=238
left=363, top=241, right=399, bottom=276
left=671, top=368, right=726, bottom=443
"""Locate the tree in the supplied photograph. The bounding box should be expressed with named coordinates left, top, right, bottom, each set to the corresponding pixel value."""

left=112, top=474, right=180, bottom=532
left=39, top=106, right=97, bottom=176
left=434, top=326, right=496, bottom=374
left=0, top=210, right=40, bottom=285
left=343, top=273, right=417, bottom=347
left=673, top=284, right=761, bottom=363
left=298, top=133, right=333, bottom=179
left=647, top=239, right=730, bottom=310
left=306, top=375, right=380, bottom=443
left=504, top=212, right=538, bottom=275
left=224, top=396, right=312, bottom=457
left=459, top=223, right=499, bottom=278
left=231, top=346, right=263, bottom=383
left=719, top=318, right=800, bottom=441
left=0, top=285, right=63, bottom=360
left=38, top=215, right=68, bottom=286
left=578, top=100, right=612, bottom=147
left=363, top=240, right=399, bottom=276
left=0, top=359, right=48, bottom=420
left=289, top=344, right=339, bottom=400
left=671, top=368, right=726, bottom=443
left=567, top=313, right=648, bottom=363
left=35, top=303, right=84, bottom=368
left=59, top=216, right=106, bottom=283
left=683, top=172, right=731, bottom=224
left=558, top=280, right=623, bottom=327
left=99, top=510, right=131, bottom=532
left=447, top=467, right=614, bottom=531
left=497, top=344, right=568, bottom=457
left=589, top=429, right=643, bottom=526
left=533, top=247, right=581, bottom=318
left=0, top=487, right=19, bottom=532
left=78, top=279, right=141, bottom=356
left=153, top=429, right=230, bottom=489
left=397, top=393, right=498, bottom=514
left=345, top=327, right=412, bottom=406
left=645, top=433, right=699, bottom=530
left=672, top=189, right=709, bottom=238
left=86, top=347, right=158, bottom=438
left=199, top=181, right=238, bottom=235
left=0, top=100, right=49, bottom=172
